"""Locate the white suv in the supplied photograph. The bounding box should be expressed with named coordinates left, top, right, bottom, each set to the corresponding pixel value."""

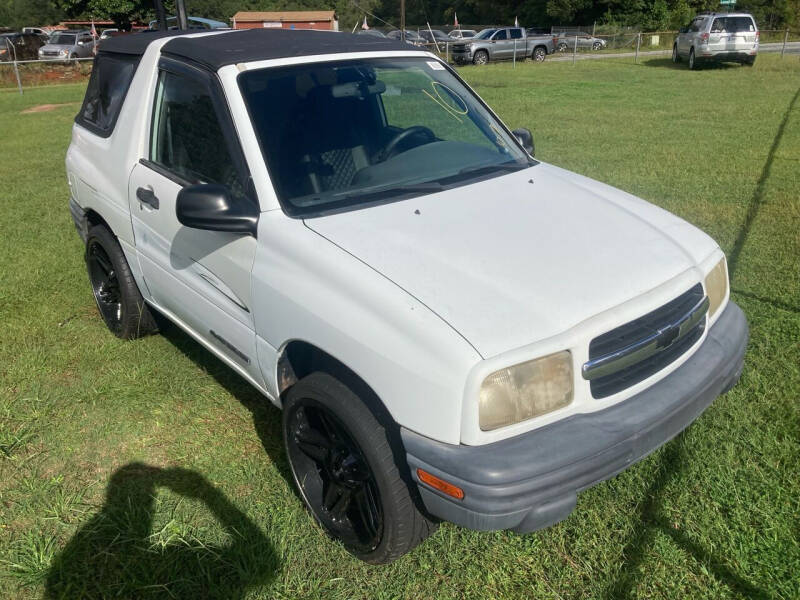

left=67, top=28, right=748, bottom=563
left=673, top=12, right=759, bottom=69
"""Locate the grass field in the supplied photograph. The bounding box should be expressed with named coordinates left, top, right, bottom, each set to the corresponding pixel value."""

left=1, top=54, right=799, bottom=599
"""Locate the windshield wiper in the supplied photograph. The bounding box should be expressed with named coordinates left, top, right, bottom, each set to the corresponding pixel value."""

left=310, top=182, right=445, bottom=206
left=457, top=162, right=531, bottom=177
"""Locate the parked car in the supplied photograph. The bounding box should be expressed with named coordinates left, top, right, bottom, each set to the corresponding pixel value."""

left=147, top=16, right=228, bottom=30
left=356, top=29, right=387, bottom=38
left=449, top=29, right=477, bottom=39
left=386, top=29, right=425, bottom=45
left=673, top=12, right=758, bottom=69
left=418, top=29, right=451, bottom=44
left=451, top=27, right=556, bottom=64
left=556, top=31, right=607, bottom=51
left=0, top=32, right=46, bottom=61
left=21, top=27, right=50, bottom=38
left=68, top=28, right=747, bottom=564
left=38, top=30, right=96, bottom=61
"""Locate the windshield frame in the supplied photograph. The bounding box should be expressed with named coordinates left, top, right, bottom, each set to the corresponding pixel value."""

left=236, top=52, right=536, bottom=219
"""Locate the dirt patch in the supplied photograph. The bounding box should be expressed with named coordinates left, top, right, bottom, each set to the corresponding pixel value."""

left=21, top=103, right=79, bottom=114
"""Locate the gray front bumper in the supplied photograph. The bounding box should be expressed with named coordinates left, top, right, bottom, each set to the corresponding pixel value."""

left=402, top=301, right=748, bottom=533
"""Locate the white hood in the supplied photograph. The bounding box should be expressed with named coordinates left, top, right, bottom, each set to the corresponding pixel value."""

left=306, top=162, right=718, bottom=358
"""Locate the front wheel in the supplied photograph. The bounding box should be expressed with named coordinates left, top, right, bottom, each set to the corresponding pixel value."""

left=592, top=41, right=602, bottom=50
left=283, top=372, right=436, bottom=563
left=85, top=225, right=158, bottom=339
left=532, top=47, right=546, bottom=62
left=744, top=56, right=756, bottom=66
left=672, top=44, right=680, bottom=63
left=473, top=50, right=489, bottom=65
left=557, top=42, right=568, bottom=52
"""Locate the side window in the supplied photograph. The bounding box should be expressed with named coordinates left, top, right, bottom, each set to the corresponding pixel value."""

left=510, top=28, right=523, bottom=40
left=76, top=52, right=139, bottom=137
left=711, top=18, right=724, bottom=33
left=690, top=18, right=705, bottom=33
left=493, top=30, right=507, bottom=41
left=150, top=69, right=244, bottom=196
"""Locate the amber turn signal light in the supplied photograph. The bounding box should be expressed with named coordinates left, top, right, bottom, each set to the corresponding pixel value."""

left=416, top=468, right=464, bottom=500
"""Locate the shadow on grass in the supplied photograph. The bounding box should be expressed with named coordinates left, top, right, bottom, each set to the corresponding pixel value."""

left=156, top=321, right=297, bottom=495
left=603, top=82, right=800, bottom=600
left=45, top=463, right=278, bottom=599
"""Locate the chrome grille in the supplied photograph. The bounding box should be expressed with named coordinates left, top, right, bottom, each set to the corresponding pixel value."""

left=583, top=284, right=707, bottom=399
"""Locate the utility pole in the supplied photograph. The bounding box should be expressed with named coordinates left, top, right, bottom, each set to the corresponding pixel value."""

left=154, top=0, right=167, bottom=30
left=176, top=0, right=188, bottom=30
left=400, top=0, right=405, bottom=42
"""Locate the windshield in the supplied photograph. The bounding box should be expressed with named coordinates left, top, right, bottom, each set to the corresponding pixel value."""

left=49, top=33, right=76, bottom=45
left=474, top=29, right=497, bottom=39
left=239, top=57, right=531, bottom=217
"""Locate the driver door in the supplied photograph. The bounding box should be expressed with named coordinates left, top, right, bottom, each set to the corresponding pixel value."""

left=129, top=58, right=263, bottom=386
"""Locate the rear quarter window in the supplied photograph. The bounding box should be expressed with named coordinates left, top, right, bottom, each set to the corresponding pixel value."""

left=75, top=52, right=140, bottom=138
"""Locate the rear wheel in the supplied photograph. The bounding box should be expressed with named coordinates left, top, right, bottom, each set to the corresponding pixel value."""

left=473, top=50, right=489, bottom=65
left=557, top=41, right=568, bottom=52
left=592, top=41, right=602, bottom=50
left=283, top=372, right=436, bottom=563
left=688, top=48, right=697, bottom=70
left=745, top=56, right=756, bottom=66
left=532, top=46, right=546, bottom=62
left=85, top=224, right=158, bottom=339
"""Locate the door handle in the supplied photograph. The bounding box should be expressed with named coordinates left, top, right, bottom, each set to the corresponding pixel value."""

left=136, top=187, right=159, bottom=210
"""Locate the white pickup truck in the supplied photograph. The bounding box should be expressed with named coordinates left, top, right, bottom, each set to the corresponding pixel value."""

left=67, top=28, right=748, bottom=564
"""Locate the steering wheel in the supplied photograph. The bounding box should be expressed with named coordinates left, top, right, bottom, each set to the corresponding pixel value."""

left=378, top=126, right=436, bottom=162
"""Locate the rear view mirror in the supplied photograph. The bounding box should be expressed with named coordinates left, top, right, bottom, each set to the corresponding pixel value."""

left=512, top=128, right=534, bottom=156
left=176, top=184, right=258, bottom=235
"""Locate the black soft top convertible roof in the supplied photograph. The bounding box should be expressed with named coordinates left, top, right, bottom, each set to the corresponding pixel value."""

left=99, top=29, right=426, bottom=70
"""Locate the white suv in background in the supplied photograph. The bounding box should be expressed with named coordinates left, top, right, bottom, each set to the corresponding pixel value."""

left=673, top=12, right=758, bottom=69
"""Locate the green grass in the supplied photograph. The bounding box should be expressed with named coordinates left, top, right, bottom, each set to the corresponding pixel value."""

left=1, top=55, right=799, bottom=599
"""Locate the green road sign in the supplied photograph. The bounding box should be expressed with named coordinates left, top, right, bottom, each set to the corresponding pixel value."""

left=720, top=0, right=737, bottom=5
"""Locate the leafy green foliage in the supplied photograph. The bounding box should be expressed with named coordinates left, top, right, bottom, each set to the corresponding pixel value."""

left=0, top=0, right=64, bottom=30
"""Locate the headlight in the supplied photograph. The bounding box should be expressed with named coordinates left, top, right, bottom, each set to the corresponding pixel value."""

left=60, top=49, right=69, bottom=55
left=705, top=257, right=728, bottom=318
left=479, top=351, right=573, bottom=431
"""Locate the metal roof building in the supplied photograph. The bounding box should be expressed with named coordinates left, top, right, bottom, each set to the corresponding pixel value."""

left=232, top=11, right=338, bottom=32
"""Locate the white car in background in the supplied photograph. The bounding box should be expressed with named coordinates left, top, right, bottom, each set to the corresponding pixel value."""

left=67, top=28, right=748, bottom=564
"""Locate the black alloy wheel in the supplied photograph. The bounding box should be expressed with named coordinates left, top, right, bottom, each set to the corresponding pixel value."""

left=85, top=224, right=158, bottom=339
left=87, top=240, right=122, bottom=328
left=286, top=402, right=383, bottom=553
left=283, top=372, right=436, bottom=563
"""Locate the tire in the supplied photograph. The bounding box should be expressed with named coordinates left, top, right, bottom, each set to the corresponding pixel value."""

left=283, top=372, right=436, bottom=563
left=532, top=46, right=546, bottom=62
left=672, top=44, right=680, bottom=63
left=557, top=42, right=568, bottom=52
left=85, top=224, right=158, bottom=339
left=745, top=56, right=756, bottom=66
left=688, top=48, right=697, bottom=70
left=473, top=50, right=489, bottom=65
left=592, top=41, right=602, bottom=50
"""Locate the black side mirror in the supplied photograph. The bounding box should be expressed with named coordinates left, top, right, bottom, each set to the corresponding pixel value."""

left=512, top=127, right=534, bottom=156
left=176, top=184, right=258, bottom=235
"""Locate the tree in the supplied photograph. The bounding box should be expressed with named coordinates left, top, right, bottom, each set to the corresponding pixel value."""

left=55, top=0, right=156, bottom=27
left=0, top=0, right=65, bottom=29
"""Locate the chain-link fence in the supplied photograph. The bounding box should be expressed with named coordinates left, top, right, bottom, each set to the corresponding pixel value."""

left=2, top=28, right=798, bottom=92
